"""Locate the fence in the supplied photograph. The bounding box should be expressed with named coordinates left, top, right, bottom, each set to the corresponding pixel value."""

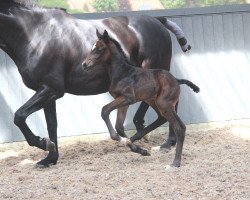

left=0, top=4, right=249, bottom=143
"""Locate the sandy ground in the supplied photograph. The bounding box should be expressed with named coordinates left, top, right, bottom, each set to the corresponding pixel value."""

left=0, top=120, right=249, bottom=200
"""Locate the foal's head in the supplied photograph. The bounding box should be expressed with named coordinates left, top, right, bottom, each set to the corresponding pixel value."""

left=82, top=30, right=113, bottom=71
left=82, top=29, right=129, bottom=71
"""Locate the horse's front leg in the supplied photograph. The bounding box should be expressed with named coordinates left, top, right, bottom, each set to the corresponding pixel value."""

left=102, top=97, right=132, bottom=141
left=14, top=84, right=60, bottom=166
left=36, top=101, right=59, bottom=167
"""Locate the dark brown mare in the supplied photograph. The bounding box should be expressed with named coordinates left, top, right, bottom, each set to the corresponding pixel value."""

left=82, top=30, right=199, bottom=167
left=0, top=0, right=175, bottom=167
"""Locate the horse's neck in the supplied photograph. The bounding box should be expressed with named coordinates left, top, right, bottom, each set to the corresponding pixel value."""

left=0, top=8, right=57, bottom=67
left=0, top=9, right=36, bottom=66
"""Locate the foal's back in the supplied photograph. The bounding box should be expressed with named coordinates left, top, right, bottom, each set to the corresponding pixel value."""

left=114, top=65, right=180, bottom=104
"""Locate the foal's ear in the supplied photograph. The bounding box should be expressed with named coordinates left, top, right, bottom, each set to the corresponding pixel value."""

left=103, top=30, right=110, bottom=43
left=96, top=29, right=102, bottom=39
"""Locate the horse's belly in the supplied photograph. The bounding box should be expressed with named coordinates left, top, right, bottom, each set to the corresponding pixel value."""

left=65, top=68, right=110, bottom=95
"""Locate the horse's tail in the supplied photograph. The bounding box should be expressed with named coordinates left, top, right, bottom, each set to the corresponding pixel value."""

left=155, top=17, right=191, bottom=52
left=177, top=79, right=200, bottom=93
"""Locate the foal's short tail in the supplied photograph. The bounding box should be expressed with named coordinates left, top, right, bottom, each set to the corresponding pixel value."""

left=177, top=79, right=200, bottom=93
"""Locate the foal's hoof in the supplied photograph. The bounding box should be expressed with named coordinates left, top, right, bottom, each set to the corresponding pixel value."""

left=140, top=149, right=150, bottom=156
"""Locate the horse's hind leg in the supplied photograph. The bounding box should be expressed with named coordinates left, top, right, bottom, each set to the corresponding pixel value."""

left=36, top=101, right=59, bottom=167
left=125, top=102, right=165, bottom=156
left=14, top=85, right=60, bottom=164
left=126, top=115, right=166, bottom=156
left=133, top=101, right=149, bottom=131
left=130, top=110, right=166, bottom=143
left=115, top=106, right=129, bottom=138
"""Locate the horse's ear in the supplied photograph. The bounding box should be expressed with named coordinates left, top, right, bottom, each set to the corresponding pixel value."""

left=103, top=30, right=110, bottom=43
left=96, top=29, right=102, bottom=39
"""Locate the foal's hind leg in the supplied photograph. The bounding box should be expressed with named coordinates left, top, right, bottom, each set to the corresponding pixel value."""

left=160, top=102, right=179, bottom=149
left=158, top=105, right=186, bottom=167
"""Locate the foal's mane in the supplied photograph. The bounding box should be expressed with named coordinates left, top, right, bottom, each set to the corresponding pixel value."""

left=108, top=37, right=133, bottom=65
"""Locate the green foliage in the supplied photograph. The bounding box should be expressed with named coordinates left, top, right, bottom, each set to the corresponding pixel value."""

left=160, top=0, right=185, bottom=9
left=35, top=0, right=85, bottom=13
left=92, top=0, right=119, bottom=12
left=200, top=0, right=246, bottom=6
left=160, top=0, right=246, bottom=8
left=36, top=0, right=69, bottom=8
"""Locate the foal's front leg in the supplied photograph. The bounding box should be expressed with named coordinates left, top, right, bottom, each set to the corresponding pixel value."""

left=115, top=106, right=129, bottom=138
left=101, top=96, right=132, bottom=141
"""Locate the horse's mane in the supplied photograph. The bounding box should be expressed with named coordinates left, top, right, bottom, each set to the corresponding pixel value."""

left=108, top=37, right=133, bottom=65
left=14, top=0, right=36, bottom=7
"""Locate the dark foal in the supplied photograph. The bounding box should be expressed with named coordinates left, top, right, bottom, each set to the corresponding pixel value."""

left=82, top=30, right=199, bottom=167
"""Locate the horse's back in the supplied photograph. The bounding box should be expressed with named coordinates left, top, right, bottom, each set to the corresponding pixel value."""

left=125, top=15, right=172, bottom=70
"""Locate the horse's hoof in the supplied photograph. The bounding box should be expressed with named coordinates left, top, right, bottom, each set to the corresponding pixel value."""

left=43, top=138, right=56, bottom=151
left=36, top=159, right=57, bottom=168
left=117, top=131, right=127, bottom=138
left=35, top=151, right=58, bottom=168
left=111, top=135, right=121, bottom=141
left=171, top=161, right=181, bottom=168
left=35, top=162, right=49, bottom=168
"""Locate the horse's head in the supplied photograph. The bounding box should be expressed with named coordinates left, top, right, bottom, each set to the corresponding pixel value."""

left=82, top=29, right=112, bottom=71
left=0, top=0, right=31, bottom=13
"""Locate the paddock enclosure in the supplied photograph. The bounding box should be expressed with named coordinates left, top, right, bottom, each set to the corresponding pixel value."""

left=0, top=5, right=249, bottom=143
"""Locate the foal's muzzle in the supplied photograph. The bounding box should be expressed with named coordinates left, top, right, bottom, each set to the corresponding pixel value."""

left=82, top=61, right=91, bottom=71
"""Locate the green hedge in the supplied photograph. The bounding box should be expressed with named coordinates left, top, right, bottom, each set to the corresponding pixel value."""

left=36, top=0, right=85, bottom=13
left=92, top=0, right=119, bottom=12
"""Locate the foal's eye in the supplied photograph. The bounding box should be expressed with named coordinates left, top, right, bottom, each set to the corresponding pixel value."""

left=96, top=48, right=102, bottom=53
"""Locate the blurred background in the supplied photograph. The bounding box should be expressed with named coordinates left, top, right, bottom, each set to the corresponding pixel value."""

left=35, top=0, right=250, bottom=13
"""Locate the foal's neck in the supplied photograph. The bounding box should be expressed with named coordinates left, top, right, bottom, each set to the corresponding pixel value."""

left=108, top=43, right=134, bottom=80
